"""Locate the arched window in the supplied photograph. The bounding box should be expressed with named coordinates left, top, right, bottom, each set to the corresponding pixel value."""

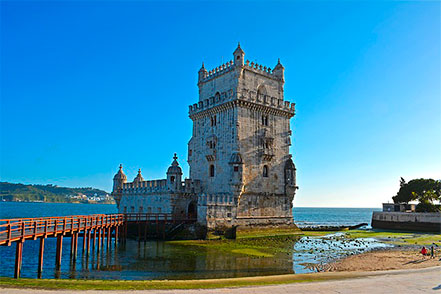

left=263, top=165, right=269, bottom=177
left=170, top=176, right=175, bottom=183
left=209, top=165, right=215, bottom=177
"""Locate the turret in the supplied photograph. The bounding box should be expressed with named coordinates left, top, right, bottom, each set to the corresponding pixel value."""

left=198, top=62, right=208, bottom=84
left=167, top=153, right=183, bottom=191
left=229, top=152, right=244, bottom=190
left=112, top=164, right=127, bottom=209
left=284, top=156, right=297, bottom=189
left=273, top=58, right=285, bottom=81
left=233, top=43, right=245, bottom=66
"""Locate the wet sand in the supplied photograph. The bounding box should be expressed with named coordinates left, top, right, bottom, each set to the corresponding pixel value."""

left=329, top=248, right=441, bottom=272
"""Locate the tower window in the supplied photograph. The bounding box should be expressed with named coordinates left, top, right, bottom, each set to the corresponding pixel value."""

left=262, top=115, right=269, bottom=126
left=211, top=115, right=217, bottom=126
left=171, top=176, right=175, bottom=183
left=263, top=165, right=269, bottom=177
left=234, top=166, right=239, bottom=172
left=209, top=165, right=215, bottom=177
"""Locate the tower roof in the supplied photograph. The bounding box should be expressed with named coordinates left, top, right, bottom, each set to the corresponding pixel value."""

left=199, top=62, right=207, bottom=72
left=133, top=169, right=144, bottom=182
left=274, top=58, right=284, bottom=70
left=233, top=42, right=244, bottom=55
left=167, top=153, right=183, bottom=175
left=113, top=164, right=127, bottom=181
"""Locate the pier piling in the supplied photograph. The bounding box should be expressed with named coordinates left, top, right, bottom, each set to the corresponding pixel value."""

left=14, top=241, right=23, bottom=278
left=38, top=237, right=45, bottom=278
left=55, top=235, right=63, bottom=270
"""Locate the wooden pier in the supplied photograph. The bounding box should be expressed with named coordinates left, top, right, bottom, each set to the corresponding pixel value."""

left=0, top=213, right=196, bottom=279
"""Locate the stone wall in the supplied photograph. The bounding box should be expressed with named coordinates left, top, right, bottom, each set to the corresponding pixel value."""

left=372, top=212, right=441, bottom=232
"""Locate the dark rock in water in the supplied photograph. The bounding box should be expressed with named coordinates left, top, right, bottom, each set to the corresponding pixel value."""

left=300, top=223, right=368, bottom=231
left=224, top=226, right=238, bottom=239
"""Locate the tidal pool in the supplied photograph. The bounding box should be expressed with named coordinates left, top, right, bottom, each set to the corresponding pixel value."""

left=0, top=233, right=391, bottom=280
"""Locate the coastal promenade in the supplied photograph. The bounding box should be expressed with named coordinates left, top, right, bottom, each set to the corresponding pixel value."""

left=1, top=266, right=440, bottom=293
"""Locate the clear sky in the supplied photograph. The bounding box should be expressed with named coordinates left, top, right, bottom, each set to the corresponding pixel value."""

left=1, top=0, right=440, bottom=207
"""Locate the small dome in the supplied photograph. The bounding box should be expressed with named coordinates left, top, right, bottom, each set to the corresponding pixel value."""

left=229, top=152, right=243, bottom=164
left=113, top=164, right=127, bottom=181
left=133, top=169, right=144, bottom=182
left=167, top=153, right=182, bottom=175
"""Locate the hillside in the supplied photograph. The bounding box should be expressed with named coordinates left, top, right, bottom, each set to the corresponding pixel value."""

left=0, top=182, right=114, bottom=204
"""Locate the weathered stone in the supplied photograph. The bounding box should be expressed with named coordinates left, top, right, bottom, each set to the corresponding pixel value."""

left=112, top=44, right=298, bottom=232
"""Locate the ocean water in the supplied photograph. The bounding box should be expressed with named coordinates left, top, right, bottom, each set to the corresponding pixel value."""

left=0, top=202, right=380, bottom=226
left=0, top=202, right=385, bottom=279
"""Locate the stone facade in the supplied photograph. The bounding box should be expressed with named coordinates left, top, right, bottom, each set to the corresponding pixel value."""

left=112, top=44, right=297, bottom=231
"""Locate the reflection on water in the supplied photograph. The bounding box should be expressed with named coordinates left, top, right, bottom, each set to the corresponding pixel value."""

left=0, top=234, right=390, bottom=280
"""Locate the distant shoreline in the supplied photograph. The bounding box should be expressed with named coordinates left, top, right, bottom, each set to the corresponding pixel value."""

left=0, top=200, right=115, bottom=205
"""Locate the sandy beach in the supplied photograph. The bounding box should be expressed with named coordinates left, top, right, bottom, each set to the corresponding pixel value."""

left=329, top=248, right=441, bottom=272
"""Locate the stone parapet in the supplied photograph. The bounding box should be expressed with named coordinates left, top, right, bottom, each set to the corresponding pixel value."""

left=372, top=212, right=441, bottom=232
left=189, top=96, right=295, bottom=119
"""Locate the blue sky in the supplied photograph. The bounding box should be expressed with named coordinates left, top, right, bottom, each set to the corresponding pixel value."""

left=1, top=0, right=440, bottom=207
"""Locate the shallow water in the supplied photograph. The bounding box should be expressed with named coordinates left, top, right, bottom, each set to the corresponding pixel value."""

left=0, top=202, right=387, bottom=279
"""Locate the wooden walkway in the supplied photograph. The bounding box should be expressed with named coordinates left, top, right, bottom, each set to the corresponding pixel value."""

left=0, top=213, right=196, bottom=279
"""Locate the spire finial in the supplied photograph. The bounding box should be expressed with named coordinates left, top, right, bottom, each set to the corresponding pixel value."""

left=119, top=164, right=123, bottom=170
left=138, top=168, right=141, bottom=174
left=173, top=153, right=177, bottom=160
left=238, top=42, right=241, bottom=48
left=278, top=58, right=281, bottom=64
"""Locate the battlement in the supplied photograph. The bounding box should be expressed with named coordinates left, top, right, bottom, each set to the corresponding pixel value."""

left=121, top=178, right=202, bottom=194
left=243, top=59, right=277, bottom=78
left=188, top=89, right=295, bottom=117
left=122, top=179, right=168, bottom=193
left=200, top=60, right=235, bottom=83
left=199, top=58, right=282, bottom=85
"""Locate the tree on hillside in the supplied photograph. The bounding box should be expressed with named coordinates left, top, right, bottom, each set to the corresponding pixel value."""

left=392, top=178, right=441, bottom=212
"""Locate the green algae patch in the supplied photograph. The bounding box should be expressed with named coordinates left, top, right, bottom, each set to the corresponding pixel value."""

left=0, top=272, right=366, bottom=290
left=342, top=230, right=441, bottom=246
left=231, top=248, right=274, bottom=257
left=168, top=234, right=301, bottom=257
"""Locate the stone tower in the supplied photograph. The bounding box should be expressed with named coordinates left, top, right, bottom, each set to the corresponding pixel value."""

left=188, top=44, right=297, bottom=229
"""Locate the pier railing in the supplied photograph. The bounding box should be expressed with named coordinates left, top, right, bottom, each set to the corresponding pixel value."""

left=0, top=214, right=124, bottom=246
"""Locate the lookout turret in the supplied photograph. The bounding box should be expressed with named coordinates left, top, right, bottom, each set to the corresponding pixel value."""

left=233, top=42, right=245, bottom=66
left=112, top=164, right=127, bottom=209
left=167, top=153, right=183, bottom=191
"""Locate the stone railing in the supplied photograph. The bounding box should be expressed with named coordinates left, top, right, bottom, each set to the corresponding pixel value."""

left=198, top=194, right=235, bottom=206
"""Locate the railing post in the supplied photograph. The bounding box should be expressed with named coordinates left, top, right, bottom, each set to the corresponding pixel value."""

left=33, top=220, right=37, bottom=240
left=21, top=221, right=25, bottom=240
left=7, top=221, right=11, bottom=246
left=44, top=220, right=48, bottom=237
